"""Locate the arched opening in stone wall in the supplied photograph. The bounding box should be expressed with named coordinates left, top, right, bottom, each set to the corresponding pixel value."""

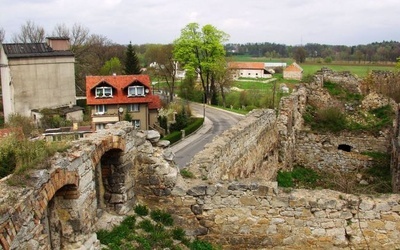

left=44, top=184, right=79, bottom=250
left=338, top=144, right=352, bottom=152
left=96, top=148, right=135, bottom=214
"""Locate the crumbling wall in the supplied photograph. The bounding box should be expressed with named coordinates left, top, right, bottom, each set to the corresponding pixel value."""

left=140, top=180, right=400, bottom=250
left=187, top=109, right=280, bottom=182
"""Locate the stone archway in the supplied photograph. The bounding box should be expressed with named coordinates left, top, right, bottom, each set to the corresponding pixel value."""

left=96, top=148, right=135, bottom=215
left=42, top=183, right=80, bottom=249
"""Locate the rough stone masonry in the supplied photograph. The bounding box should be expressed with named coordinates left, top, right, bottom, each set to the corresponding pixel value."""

left=1, top=69, right=400, bottom=249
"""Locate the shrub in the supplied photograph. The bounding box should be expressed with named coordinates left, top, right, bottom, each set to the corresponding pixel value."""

left=163, top=130, right=182, bottom=144
left=158, top=115, right=168, bottom=131
left=291, top=166, right=319, bottom=186
left=180, top=169, right=195, bottom=179
left=150, top=209, right=174, bottom=226
left=170, top=109, right=189, bottom=132
left=277, top=170, right=293, bottom=187
left=184, top=117, right=204, bottom=135
left=190, top=240, right=215, bottom=250
left=314, top=107, right=347, bottom=132
left=6, top=113, right=37, bottom=137
left=138, top=219, right=156, bottom=233
left=120, top=215, right=136, bottom=230
left=172, top=227, right=186, bottom=241
left=134, top=204, right=149, bottom=216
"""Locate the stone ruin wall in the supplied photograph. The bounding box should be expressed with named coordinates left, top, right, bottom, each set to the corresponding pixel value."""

left=3, top=68, right=400, bottom=249
left=295, top=131, right=390, bottom=172
left=142, top=180, right=400, bottom=250
left=0, top=123, right=177, bottom=250
left=187, top=109, right=280, bottom=182
left=317, top=67, right=362, bottom=94
left=291, top=70, right=395, bottom=174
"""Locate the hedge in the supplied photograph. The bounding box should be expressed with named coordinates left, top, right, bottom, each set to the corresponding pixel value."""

left=163, top=117, right=204, bottom=145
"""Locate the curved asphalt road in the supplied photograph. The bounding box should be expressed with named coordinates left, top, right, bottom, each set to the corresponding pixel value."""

left=171, top=102, right=244, bottom=168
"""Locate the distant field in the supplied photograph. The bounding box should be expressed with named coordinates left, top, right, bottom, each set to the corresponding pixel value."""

left=301, top=64, right=394, bottom=78
left=229, top=55, right=395, bottom=78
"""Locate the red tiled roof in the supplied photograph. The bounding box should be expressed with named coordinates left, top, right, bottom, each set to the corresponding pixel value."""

left=148, top=95, right=162, bottom=110
left=228, top=62, right=265, bottom=70
left=86, top=75, right=161, bottom=109
left=284, top=63, right=303, bottom=72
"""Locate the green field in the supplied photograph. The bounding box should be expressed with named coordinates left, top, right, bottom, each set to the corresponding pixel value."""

left=229, top=55, right=395, bottom=78
left=301, top=64, right=394, bottom=78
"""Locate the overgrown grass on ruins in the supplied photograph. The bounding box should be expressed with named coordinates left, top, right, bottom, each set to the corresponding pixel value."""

left=303, top=103, right=394, bottom=134
left=303, top=80, right=395, bottom=134
left=277, top=152, right=392, bottom=194
left=97, top=204, right=217, bottom=250
left=0, top=134, right=70, bottom=185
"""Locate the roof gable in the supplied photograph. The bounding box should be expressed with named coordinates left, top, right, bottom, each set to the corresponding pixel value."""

left=284, top=62, right=303, bottom=72
left=86, top=75, right=151, bottom=90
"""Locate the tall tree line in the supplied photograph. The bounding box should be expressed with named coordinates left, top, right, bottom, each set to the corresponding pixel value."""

left=226, top=41, right=400, bottom=63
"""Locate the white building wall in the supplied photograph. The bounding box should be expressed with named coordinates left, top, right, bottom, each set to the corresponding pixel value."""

left=5, top=56, right=76, bottom=119
left=0, top=45, right=14, bottom=119
left=239, top=69, right=264, bottom=78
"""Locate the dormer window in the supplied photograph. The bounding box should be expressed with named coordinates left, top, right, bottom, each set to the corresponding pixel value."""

left=128, top=86, right=145, bottom=97
left=96, top=86, right=113, bottom=98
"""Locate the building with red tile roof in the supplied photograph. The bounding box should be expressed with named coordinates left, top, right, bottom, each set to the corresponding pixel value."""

left=86, top=74, right=162, bottom=131
left=228, top=62, right=270, bottom=79
left=283, top=62, right=303, bottom=80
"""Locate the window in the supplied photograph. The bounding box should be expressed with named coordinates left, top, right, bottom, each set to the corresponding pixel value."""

left=132, top=120, right=140, bottom=129
left=128, top=104, right=140, bottom=112
left=95, top=105, right=107, bottom=115
left=95, top=86, right=113, bottom=98
left=128, top=86, right=145, bottom=97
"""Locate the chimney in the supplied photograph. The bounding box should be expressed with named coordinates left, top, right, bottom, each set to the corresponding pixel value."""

left=46, top=37, right=71, bottom=51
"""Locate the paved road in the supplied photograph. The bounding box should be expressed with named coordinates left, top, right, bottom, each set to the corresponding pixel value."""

left=171, top=102, right=244, bottom=168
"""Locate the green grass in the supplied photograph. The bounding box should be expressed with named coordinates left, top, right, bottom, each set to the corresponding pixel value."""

left=97, top=204, right=219, bottom=249
left=277, top=166, right=319, bottom=188
left=228, top=55, right=395, bottom=78
left=180, top=169, right=195, bottom=178
left=134, top=204, right=149, bottom=216
left=301, top=64, right=394, bottom=78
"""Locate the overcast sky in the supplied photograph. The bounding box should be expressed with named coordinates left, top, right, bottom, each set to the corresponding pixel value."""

left=1, top=0, right=399, bottom=46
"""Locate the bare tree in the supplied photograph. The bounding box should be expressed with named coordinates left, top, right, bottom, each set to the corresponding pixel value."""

left=144, top=44, right=177, bottom=101
left=0, top=27, right=5, bottom=43
left=52, top=23, right=70, bottom=38
left=71, top=23, right=89, bottom=47
left=12, top=20, right=45, bottom=43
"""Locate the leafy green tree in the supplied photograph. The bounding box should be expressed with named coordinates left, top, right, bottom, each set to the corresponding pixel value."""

left=173, top=23, right=229, bottom=104
left=100, top=57, right=123, bottom=75
left=125, top=41, right=141, bottom=74
left=293, top=46, right=307, bottom=63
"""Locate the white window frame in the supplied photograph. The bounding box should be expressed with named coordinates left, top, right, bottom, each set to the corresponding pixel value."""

left=95, top=105, right=107, bottom=115
left=95, top=86, right=113, bottom=98
left=132, top=120, right=141, bottom=129
left=128, top=104, right=140, bottom=112
left=128, top=86, right=145, bottom=97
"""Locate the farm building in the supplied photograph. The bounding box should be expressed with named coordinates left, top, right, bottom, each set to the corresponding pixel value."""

left=283, top=62, right=303, bottom=80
